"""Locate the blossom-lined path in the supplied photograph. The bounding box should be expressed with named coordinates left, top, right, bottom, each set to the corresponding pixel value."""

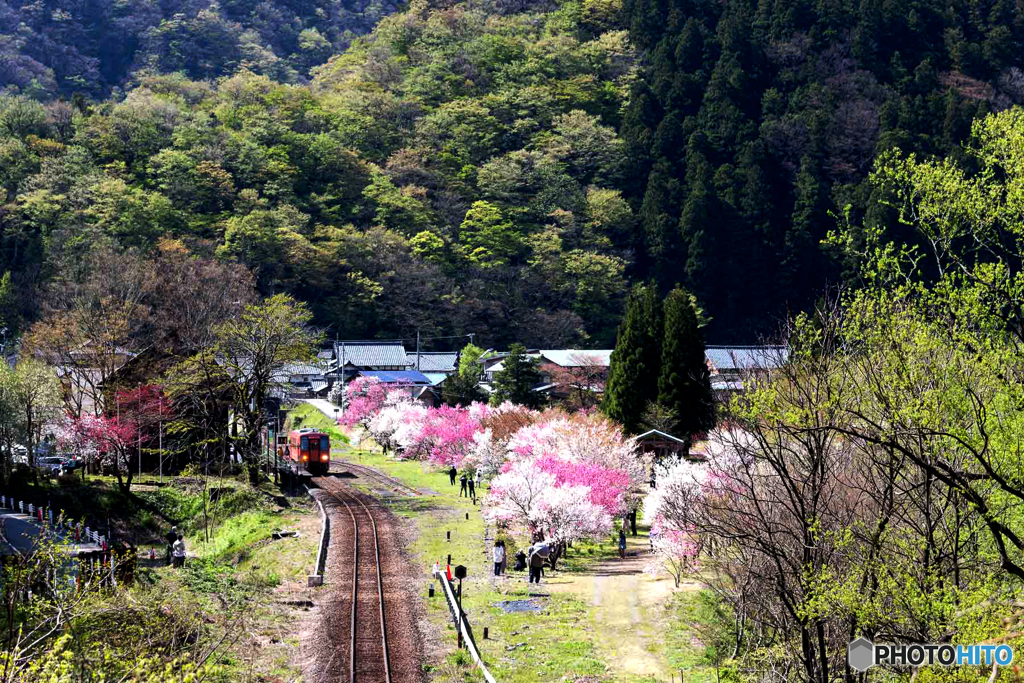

left=545, top=534, right=691, bottom=680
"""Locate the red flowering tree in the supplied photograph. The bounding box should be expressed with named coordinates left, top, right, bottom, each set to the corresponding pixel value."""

left=70, top=384, right=173, bottom=492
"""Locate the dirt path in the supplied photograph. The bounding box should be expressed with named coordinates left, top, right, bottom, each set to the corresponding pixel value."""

left=545, top=534, right=692, bottom=681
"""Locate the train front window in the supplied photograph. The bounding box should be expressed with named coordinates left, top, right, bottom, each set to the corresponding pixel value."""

left=320, top=436, right=329, bottom=451
left=300, top=436, right=308, bottom=450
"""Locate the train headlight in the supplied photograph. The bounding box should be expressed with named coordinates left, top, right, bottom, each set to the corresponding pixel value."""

left=302, top=455, right=307, bottom=461
left=321, top=455, right=328, bottom=461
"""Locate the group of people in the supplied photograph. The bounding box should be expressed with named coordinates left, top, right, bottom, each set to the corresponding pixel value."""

left=165, top=526, right=187, bottom=568
left=448, top=466, right=479, bottom=499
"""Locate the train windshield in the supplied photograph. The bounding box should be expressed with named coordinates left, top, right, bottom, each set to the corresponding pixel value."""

left=300, top=436, right=308, bottom=449
left=320, top=436, right=329, bottom=451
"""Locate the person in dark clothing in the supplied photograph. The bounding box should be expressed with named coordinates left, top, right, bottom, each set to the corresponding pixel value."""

left=528, top=545, right=545, bottom=583
left=618, top=529, right=627, bottom=558
left=449, top=466, right=457, bottom=485
left=165, top=526, right=177, bottom=566
left=459, top=473, right=468, bottom=497
left=514, top=549, right=527, bottom=571
left=468, top=475, right=476, bottom=499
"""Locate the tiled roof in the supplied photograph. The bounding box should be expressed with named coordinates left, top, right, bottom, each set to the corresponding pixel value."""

left=333, top=341, right=408, bottom=369
left=280, top=362, right=328, bottom=376
left=705, top=346, right=788, bottom=372
left=357, top=370, right=432, bottom=385
left=317, top=350, right=334, bottom=360
left=406, top=352, right=458, bottom=372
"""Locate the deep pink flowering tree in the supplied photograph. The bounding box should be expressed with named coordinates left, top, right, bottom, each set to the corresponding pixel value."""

left=339, top=377, right=393, bottom=427
left=534, top=454, right=630, bottom=517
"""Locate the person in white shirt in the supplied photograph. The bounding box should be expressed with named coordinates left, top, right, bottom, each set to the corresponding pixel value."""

left=172, top=534, right=186, bottom=568
left=492, top=540, right=505, bottom=576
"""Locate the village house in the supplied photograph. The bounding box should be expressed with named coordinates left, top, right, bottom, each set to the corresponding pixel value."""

left=704, top=345, right=789, bottom=399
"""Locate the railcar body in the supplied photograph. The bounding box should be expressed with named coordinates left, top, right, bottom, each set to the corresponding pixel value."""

left=287, top=428, right=330, bottom=475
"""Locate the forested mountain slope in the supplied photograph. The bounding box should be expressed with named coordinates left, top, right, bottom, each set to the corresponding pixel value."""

left=0, top=0, right=403, bottom=97
left=621, top=0, right=1024, bottom=339
left=0, top=0, right=637, bottom=348
left=1, top=0, right=1022, bottom=345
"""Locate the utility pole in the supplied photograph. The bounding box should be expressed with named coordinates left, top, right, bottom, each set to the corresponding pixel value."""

left=416, top=329, right=421, bottom=371
left=340, top=343, right=346, bottom=413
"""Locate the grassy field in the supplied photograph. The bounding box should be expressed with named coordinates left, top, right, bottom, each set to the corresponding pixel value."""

left=330, top=430, right=711, bottom=683
left=136, top=479, right=322, bottom=681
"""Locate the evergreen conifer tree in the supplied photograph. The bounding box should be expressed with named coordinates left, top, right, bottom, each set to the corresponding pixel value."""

left=657, top=287, right=714, bottom=450
left=489, top=343, right=544, bottom=408
left=605, top=284, right=664, bottom=433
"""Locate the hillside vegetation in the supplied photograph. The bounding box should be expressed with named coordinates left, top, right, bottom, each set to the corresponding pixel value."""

left=2, top=0, right=1023, bottom=345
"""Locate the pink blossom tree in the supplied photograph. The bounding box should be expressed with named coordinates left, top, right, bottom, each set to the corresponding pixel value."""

left=645, top=524, right=702, bottom=587
left=485, top=459, right=556, bottom=536
left=534, top=454, right=630, bottom=517
left=338, top=377, right=396, bottom=427
left=530, top=484, right=612, bottom=554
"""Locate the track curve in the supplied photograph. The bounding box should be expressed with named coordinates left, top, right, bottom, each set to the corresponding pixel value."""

left=333, top=460, right=422, bottom=497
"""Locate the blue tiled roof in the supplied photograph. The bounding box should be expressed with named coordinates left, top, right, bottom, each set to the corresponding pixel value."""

left=705, top=346, right=788, bottom=372
left=358, top=370, right=432, bottom=385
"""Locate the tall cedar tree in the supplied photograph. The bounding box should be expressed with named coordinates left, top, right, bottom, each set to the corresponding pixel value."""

left=604, top=284, right=663, bottom=433
left=657, top=288, right=714, bottom=449
left=489, top=344, right=544, bottom=409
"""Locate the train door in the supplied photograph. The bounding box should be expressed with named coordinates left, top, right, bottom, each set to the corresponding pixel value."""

left=308, top=435, right=320, bottom=464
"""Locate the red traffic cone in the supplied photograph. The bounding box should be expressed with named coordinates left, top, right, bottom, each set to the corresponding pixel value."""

left=446, top=564, right=452, bottom=581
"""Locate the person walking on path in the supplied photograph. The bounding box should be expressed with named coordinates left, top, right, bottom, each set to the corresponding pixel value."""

left=498, top=540, right=507, bottom=574
left=493, top=540, right=505, bottom=576
left=172, top=534, right=186, bottom=568
left=468, top=472, right=476, bottom=499
left=459, top=473, right=468, bottom=497
left=165, top=526, right=177, bottom=566
left=618, top=529, right=627, bottom=559
left=449, top=466, right=457, bottom=486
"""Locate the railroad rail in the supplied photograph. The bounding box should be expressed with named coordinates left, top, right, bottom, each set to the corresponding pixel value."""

left=314, top=476, right=392, bottom=683
left=334, top=460, right=422, bottom=497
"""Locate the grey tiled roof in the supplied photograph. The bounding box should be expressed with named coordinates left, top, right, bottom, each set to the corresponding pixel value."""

left=332, top=341, right=409, bottom=369
left=406, top=352, right=458, bottom=372
left=705, top=346, right=788, bottom=372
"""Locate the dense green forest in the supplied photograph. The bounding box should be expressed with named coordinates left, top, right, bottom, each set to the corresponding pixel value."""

left=1, top=0, right=1022, bottom=345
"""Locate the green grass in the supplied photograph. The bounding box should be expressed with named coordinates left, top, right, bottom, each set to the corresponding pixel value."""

left=288, top=402, right=350, bottom=453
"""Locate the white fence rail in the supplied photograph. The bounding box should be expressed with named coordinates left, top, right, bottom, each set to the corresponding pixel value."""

left=0, top=494, right=106, bottom=547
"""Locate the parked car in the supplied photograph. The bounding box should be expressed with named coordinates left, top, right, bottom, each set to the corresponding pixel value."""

left=36, top=456, right=70, bottom=476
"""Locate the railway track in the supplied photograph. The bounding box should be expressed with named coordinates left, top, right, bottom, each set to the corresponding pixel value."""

left=333, top=460, right=421, bottom=497
left=313, top=476, right=392, bottom=683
